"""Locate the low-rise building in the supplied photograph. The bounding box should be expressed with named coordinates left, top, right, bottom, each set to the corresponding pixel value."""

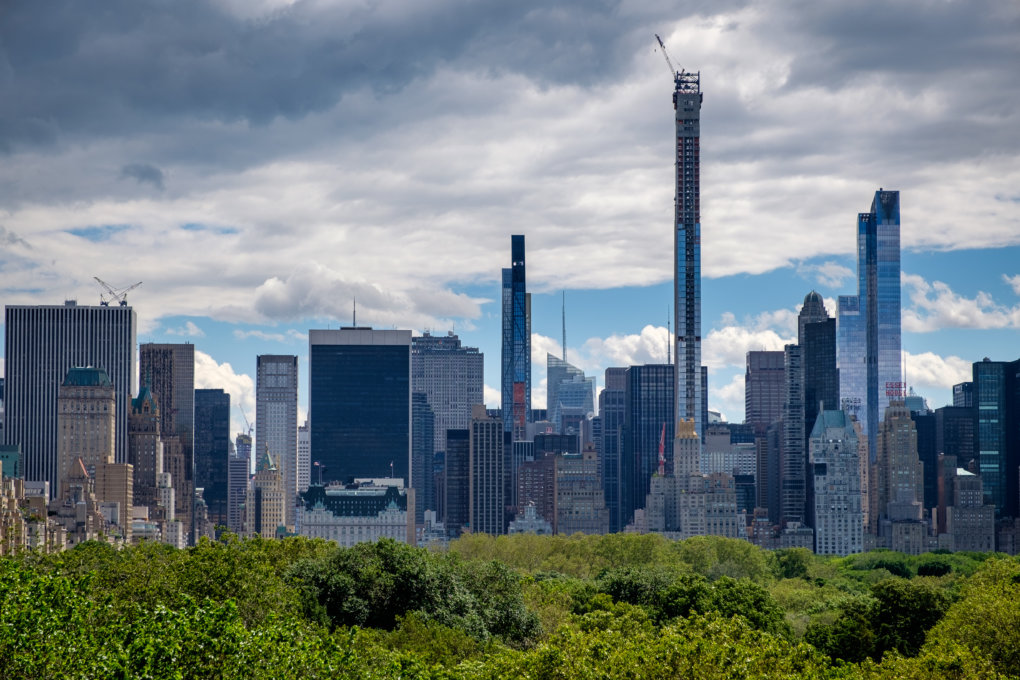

left=298, top=479, right=414, bottom=546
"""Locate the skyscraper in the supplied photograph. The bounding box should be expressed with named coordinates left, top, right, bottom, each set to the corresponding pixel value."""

left=469, top=405, right=504, bottom=535
left=411, top=331, right=484, bottom=455
left=411, top=392, right=435, bottom=524
left=809, top=410, right=863, bottom=556
left=501, top=235, right=531, bottom=440
left=444, top=429, right=470, bottom=537
left=745, top=351, right=785, bottom=432
left=4, top=302, right=136, bottom=494
left=671, top=69, right=704, bottom=441
left=57, top=367, right=116, bottom=493
left=800, top=292, right=839, bottom=440
left=599, top=367, right=627, bottom=532
left=621, top=364, right=674, bottom=528
left=546, top=354, right=595, bottom=436
left=780, top=344, right=806, bottom=527
left=972, top=358, right=1020, bottom=517
left=139, top=343, right=195, bottom=536
left=838, top=190, right=902, bottom=461
left=228, top=433, right=251, bottom=534
left=309, top=328, right=412, bottom=485
left=194, top=388, right=230, bottom=531
left=256, top=355, right=298, bottom=530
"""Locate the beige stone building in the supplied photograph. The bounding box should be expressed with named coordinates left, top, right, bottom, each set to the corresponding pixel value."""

left=57, top=367, right=116, bottom=494
left=246, top=445, right=285, bottom=538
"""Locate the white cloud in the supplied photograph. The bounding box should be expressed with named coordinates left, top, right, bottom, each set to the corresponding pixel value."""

left=581, top=324, right=670, bottom=368
left=797, top=260, right=854, bottom=288
left=1004, top=274, right=1020, bottom=296
left=902, top=273, right=1020, bottom=332
left=483, top=383, right=500, bottom=409
left=902, top=350, right=971, bottom=391
left=704, top=325, right=794, bottom=369
left=710, top=373, right=746, bottom=424
left=166, top=320, right=205, bottom=337
left=194, top=350, right=255, bottom=437
left=233, top=328, right=307, bottom=343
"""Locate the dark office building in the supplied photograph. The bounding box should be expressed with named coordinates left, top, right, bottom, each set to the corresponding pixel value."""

left=599, top=367, right=627, bottom=532
left=444, top=429, right=470, bottom=536
left=309, top=328, right=412, bottom=485
left=801, top=298, right=839, bottom=450
left=745, top=351, right=785, bottom=433
left=781, top=344, right=806, bottom=527
left=411, top=392, right=434, bottom=524
left=621, top=364, right=674, bottom=528
left=734, top=473, right=756, bottom=516
left=973, top=358, right=1020, bottom=517
left=194, top=388, right=230, bottom=530
left=911, top=410, right=938, bottom=510
left=953, top=382, right=974, bottom=409
left=534, top=433, right=579, bottom=456
left=935, top=405, right=975, bottom=467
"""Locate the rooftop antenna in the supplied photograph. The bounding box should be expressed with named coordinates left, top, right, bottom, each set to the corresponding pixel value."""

left=667, top=307, right=672, bottom=365
left=353, top=297, right=356, bottom=327
left=562, top=291, right=567, bottom=363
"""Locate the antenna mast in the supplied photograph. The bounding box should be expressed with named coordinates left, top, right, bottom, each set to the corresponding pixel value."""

left=667, top=307, right=671, bottom=365
left=562, top=291, right=567, bottom=363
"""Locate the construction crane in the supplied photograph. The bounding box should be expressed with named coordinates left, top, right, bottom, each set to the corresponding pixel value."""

left=93, top=277, right=142, bottom=306
left=238, top=406, right=254, bottom=438
left=654, top=34, right=682, bottom=78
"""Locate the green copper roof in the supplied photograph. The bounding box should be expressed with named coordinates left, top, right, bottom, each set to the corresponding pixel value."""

left=62, top=366, right=112, bottom=387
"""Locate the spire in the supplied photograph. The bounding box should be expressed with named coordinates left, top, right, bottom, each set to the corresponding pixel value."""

left=667, top=306, right=671, bottom=365
left=562, top=290, right=567, bottom=364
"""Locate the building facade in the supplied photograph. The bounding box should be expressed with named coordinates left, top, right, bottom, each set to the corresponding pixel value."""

left=4, top=302, right=136, bottom=494
left=411, top=331, right=483, bottom=454
left=501, top=235, right=531, bottom=440
left=256, top=355, right=298, bottom=529
left=809, top=410, right=863, bottom=556
left=838, top=190, right=902, bottom=462
left=621, top=364, right=674, bottom=530
left=139, top=342, right=195, bottom=538
left=309, top=328, right=412, bottom=485
left=972, top=358, right=1020, bottom=517
left=671, top=69, right=705, bottom=448
left=298, top=481, right=414, bottom=546
left=194, top=388, right=230, bottom=531
left=599, top=367, right=627, bottom=532
left=469, top=405, right=504, bottom=535
left=56, top=367, right=116, bottom=494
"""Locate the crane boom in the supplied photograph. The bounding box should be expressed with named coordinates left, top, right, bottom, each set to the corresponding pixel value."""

left=93, top=276, right=142, bottom=306
left=654, top=34, right=681, bottom=77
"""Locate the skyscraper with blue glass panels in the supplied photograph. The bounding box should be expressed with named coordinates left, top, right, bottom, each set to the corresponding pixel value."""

left=837, top=190, right=902, bottom=462
left=672, top=70, right=704, bottom=441
left=501, top=235, right=531, bottom=440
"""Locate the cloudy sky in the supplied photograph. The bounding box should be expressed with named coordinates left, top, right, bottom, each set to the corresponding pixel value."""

left=1, top=0, right=1018, bottom=434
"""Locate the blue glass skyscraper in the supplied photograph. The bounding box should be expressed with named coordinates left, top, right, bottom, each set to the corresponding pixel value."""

left=671, top=70, right=704, bottom=440
left=501, top=235, right=531, bottom=440
left=838, top=189, right=902, bottom=461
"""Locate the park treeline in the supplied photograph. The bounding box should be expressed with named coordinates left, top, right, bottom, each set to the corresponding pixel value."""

left=2, top=533, right=1020, bottom=679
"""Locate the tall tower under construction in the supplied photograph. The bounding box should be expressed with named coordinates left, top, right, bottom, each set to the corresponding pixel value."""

left=672, top=69, right=704, bottom=440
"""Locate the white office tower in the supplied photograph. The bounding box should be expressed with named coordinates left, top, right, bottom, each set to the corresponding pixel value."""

left=256, top=355, right=298, bottom=531
left=4, top=302, right=136, bottom=494
left=810, top=410, right=863, bottom=556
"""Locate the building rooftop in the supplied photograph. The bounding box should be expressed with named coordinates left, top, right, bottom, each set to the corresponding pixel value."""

left=62, top=366, right=112, bottom=387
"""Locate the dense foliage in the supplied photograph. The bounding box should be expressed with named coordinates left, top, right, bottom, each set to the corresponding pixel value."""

left=0, top=533, right=1016, bottom=679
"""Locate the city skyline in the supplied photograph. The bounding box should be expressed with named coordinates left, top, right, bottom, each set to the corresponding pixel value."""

left=1, top=2, right=1019, bottom=438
